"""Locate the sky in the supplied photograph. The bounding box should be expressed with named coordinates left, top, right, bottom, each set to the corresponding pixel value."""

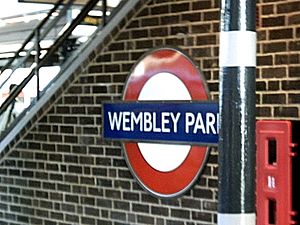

left=0, top=0, right=53, bottom=19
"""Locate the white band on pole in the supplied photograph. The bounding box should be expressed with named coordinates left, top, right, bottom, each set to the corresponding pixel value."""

left=219, top=31, right=257, bottom=67
left=218, top=213, right=256, bottom=225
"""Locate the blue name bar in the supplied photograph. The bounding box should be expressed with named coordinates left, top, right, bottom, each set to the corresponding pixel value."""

left=103, top=102, right=219, bottom=145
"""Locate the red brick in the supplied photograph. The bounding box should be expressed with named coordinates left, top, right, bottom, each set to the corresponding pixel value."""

left=269, top=28, right=293, bottom=40
left=262, top=16, right=285, bottom=27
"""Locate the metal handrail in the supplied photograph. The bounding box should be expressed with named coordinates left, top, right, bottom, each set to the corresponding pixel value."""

left=0, top=0, right=102, bottom=116
left=0, top=0, right=64, bottom=74
left=0, top=0, right=74, bottom=90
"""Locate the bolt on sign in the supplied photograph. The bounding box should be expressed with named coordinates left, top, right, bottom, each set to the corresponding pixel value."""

left=102, top=48, right=219, bottom=198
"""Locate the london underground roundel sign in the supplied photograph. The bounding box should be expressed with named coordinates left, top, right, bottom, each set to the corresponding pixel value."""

left=103, top=48, right=218, bottom=198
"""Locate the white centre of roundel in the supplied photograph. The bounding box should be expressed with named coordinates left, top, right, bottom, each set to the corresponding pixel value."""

left=138, top=72, right=192, bottom=172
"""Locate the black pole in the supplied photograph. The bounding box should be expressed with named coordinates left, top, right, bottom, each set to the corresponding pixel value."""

left=218, top=0, right=256, bottom=224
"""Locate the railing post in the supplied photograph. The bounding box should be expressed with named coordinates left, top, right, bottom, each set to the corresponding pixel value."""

left=35, top=29, right=40, bottom=100
left=102, top=0, right=107, bottom=26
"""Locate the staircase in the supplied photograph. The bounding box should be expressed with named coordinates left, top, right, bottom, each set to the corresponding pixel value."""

left=0, top=0, right=138, bottom=152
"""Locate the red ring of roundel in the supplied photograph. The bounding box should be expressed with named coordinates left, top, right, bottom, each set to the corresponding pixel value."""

left=122, top=48, right=209, bottom=197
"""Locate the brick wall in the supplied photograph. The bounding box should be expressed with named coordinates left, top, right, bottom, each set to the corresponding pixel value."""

left=0, top=0, right=299, bottom=224
left=256, top=0, right=300, bottom=119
